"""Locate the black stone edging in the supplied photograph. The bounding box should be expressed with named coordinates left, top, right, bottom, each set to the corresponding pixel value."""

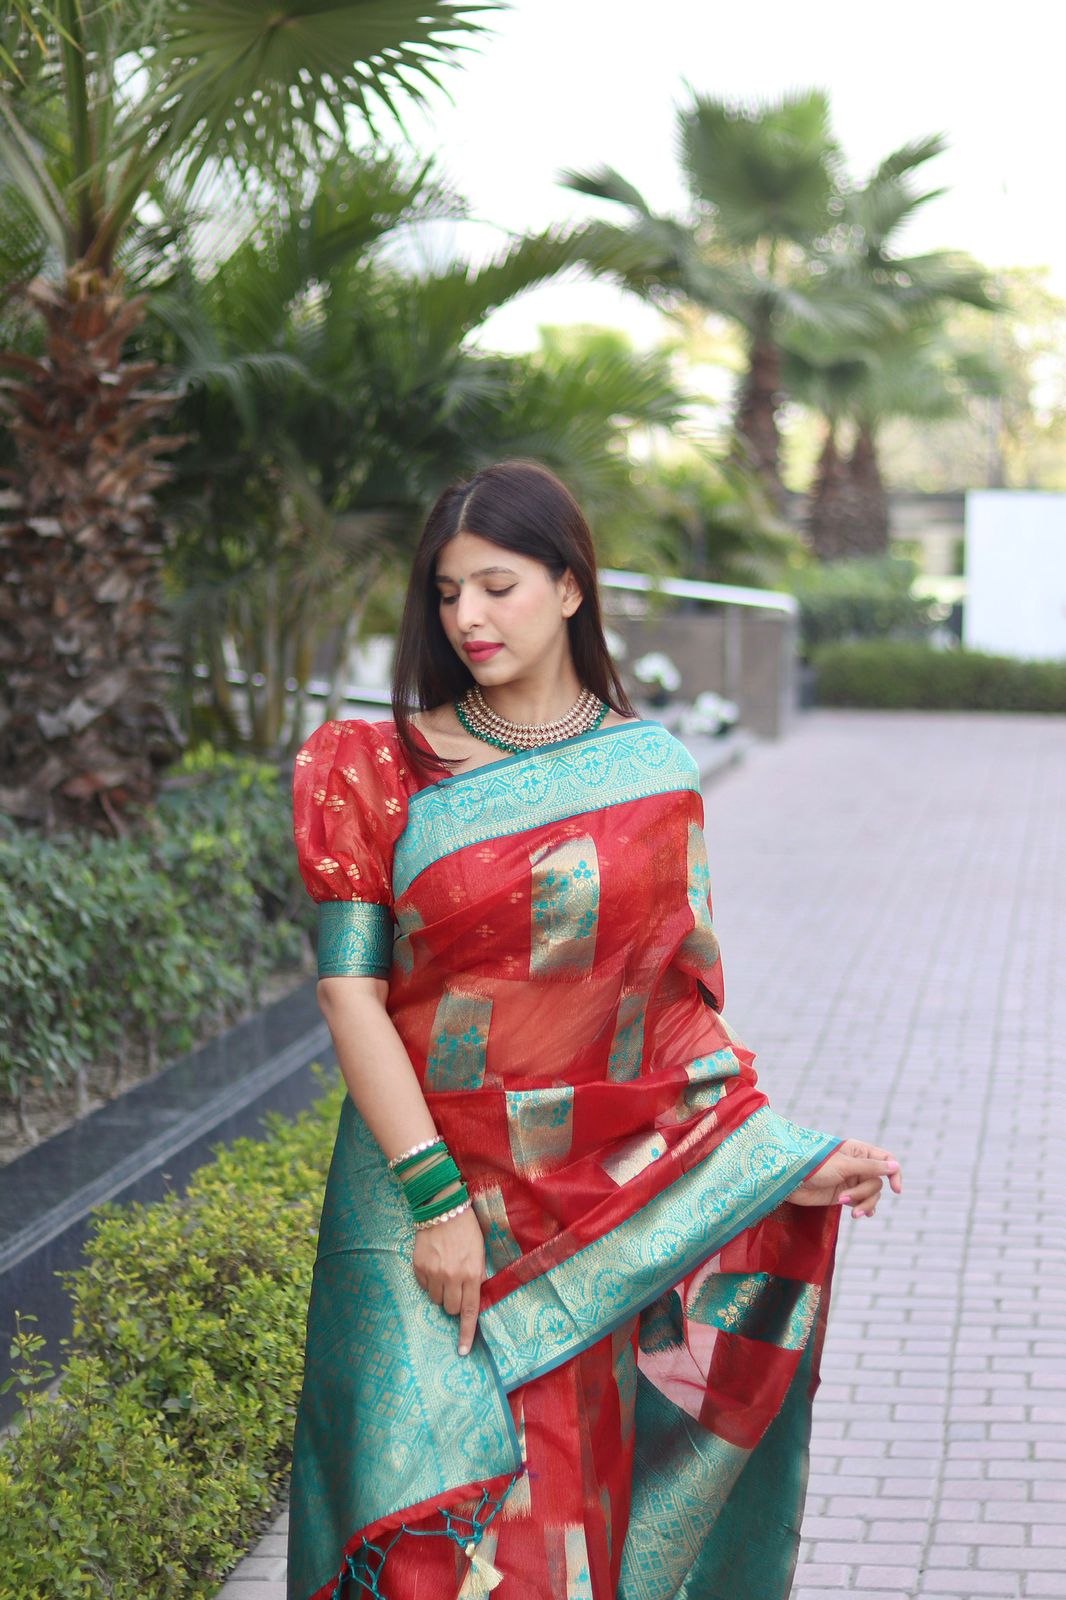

left=0, top=979, right=334, bottom=1425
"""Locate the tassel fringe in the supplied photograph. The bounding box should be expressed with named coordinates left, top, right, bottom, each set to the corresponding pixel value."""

left=329, top=1473, right=522, bottom=1600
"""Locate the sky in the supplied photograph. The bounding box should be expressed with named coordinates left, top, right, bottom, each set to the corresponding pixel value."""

left=391, top=0, right=1064, bottom=352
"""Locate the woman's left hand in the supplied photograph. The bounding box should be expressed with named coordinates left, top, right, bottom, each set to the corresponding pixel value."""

left=786, top=1138, right=903, bottom=1218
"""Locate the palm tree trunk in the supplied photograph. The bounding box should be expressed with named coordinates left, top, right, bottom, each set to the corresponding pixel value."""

left=0, top=270, right=184, bottom=831
left=845, top=423, right=891, bottom=555
left=733, top=329, right=785, bottom=508
left=805, top=425, right=854, bottom=560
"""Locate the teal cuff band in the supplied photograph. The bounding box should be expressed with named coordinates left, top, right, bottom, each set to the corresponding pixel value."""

left=316, top=900, right=394, bottom=979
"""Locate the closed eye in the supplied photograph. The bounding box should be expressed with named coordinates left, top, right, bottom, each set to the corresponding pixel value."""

left=439, top=586, right=515, bottom=605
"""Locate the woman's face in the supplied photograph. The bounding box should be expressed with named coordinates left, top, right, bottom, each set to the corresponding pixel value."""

left=434, top=530, right=582, bottom=684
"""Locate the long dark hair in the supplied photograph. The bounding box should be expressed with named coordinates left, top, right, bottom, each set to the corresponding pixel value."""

left=391, top=459, right=636, bottom=777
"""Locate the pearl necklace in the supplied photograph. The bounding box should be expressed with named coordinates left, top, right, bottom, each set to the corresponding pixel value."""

left=455, top=685, right=608, bottom=753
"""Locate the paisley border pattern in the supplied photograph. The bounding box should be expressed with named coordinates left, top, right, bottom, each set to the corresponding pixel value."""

left=393, top=722, right=700, bottom=899
left=479, top=1107, right=840, bottom=1390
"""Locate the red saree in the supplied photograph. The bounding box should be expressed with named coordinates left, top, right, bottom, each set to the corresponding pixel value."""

left=288, top=717, right=841, bottom=1600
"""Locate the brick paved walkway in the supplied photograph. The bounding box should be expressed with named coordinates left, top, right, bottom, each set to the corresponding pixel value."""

left=220, top=711, right=1066, bottom=1600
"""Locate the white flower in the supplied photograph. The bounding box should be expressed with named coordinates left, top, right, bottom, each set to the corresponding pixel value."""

left=679, top=691, right=740, bottom=736
left=633, top=652, right=682, bottom=692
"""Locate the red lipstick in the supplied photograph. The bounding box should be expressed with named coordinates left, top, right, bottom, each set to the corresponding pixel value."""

left=463, top=642, right=504, bottom=660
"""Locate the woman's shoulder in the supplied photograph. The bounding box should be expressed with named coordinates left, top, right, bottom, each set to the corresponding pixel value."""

left=606, top=715, right=700, bottom=782
left=295, top=716, right=409, bottom=781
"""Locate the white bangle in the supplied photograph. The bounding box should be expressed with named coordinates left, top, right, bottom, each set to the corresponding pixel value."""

left=387, top=1136, right=443, bottom=1171
left=412, top=1200, right=473, bottom=1232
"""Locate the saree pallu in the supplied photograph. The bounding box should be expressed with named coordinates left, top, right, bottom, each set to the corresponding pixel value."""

left=289, top=717, right=842, bottom=1600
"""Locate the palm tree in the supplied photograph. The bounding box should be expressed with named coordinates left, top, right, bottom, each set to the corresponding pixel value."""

left=804, top=135, right=997, bottom=549
left=786, top=326, right=975, bottom=557
left=155, top=163, right=683, bottom=753
left=0, top=0, right=503, bottom=830
left=563, top=90, right=883, bottom=506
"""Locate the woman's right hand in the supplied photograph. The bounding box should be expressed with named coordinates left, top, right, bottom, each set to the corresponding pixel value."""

left=412, top=1206, right=488, bottom=1357
left=786, top=1138, right=903, bottom=1218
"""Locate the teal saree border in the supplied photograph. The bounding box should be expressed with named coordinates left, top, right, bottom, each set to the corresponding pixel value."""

left=394, top=721, right=700, bottom=899
left=315, top=900, right=394, bottom=978
left=479, top=1107, right=841, bottom=1390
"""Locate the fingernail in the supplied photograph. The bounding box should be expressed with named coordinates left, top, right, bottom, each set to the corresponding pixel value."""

left=885, top=1160, right=899, bottom=1171
left=459, top=1344, right=470, bottom=1357
left=839, top=1194, right=852, bottom=1205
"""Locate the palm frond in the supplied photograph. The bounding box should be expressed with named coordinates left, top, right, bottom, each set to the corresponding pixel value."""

left=410, top=223, right=593, bottom=344
left=0, top=177, right=54, bottom=300
left=0, top=87, right=69, bottom=256
left=873, top=249, right=998, bottom=311
left=677, top=89, right=838, bottom=247
left=845, top=179, right=944, bottom=253
left=869, top=133, right=948, bottom=187
left=558, top=163, right=654, bottom=215
left=141, top=1, right=505, bottom=183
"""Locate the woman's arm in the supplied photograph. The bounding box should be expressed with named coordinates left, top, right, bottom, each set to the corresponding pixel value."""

left=318, top=975, right=438, bottom=1156
left=316, top=977, right=487, bottom=1356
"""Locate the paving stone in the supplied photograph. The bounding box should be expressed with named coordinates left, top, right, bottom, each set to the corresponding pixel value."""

left=707, top=713, right=1066, bottom=1597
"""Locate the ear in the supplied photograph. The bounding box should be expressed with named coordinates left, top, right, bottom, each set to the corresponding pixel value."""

left=560, top=570, right=584, bottom=618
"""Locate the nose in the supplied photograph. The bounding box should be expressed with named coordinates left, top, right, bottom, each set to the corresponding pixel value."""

left=455, top=586, right=486, bottom=632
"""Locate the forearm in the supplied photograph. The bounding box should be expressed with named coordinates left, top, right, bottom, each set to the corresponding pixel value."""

left=317, top=976, right=437, bottom=1162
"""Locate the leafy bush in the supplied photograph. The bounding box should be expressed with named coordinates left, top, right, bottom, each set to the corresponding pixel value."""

left=0, top=748, right=308, bottom=1110
left=0, top=1079, right=344, bottom=1599
left=788, top=556, right=939, bottom=656
left=814, top=641, right=1066, bottom=712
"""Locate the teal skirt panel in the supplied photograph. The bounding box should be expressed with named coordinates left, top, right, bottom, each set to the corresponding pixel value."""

left=286, top=1099, right=520, bottom=1600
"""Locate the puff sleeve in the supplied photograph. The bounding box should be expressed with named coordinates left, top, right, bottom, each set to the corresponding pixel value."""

left=292, top=719, right=410, bottom=979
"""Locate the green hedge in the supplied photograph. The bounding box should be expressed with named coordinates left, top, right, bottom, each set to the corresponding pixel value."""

left=0, top=746, right=310, bottom=1109
left=0, top=1078, right=344, bottom=1599
left=787, top=556, right=938, bottom=656
left=814, top=641, right=1066, bottom=712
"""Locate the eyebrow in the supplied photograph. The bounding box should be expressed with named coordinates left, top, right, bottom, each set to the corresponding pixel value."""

left=434, top=566, right=519, bottom=584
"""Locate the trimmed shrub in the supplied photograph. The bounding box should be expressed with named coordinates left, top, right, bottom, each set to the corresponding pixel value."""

left=0, top=1078, right=344, bottom=1599
left=788, top=556, right=938, bottom=657
left=814, top=641, right=1066, bottom=712
left=0, top=747, right=309, bottom=1110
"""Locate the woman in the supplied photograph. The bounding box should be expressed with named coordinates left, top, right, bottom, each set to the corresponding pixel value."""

left=287, top=460, right=902, bottom=1600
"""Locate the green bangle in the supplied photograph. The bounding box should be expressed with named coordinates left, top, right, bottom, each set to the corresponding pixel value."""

left=411, top=1183, right=470, bottom=1224
left=403, top=1159, right=460, bottom=1209
left=398, top=1150, right=463, bottom=1208
left=391, top=1139, right=447, bottom=1178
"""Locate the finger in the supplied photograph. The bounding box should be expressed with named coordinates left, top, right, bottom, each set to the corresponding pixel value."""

left=842, top=1156, right=900, bottom=1184
left=458, top=1286, right=481, bottom=1357
left=859, top=1145, right=904, bottom=1194
left=426, top=1273, right=445, bottom=1307
left=841, top=1177, right=881, bottom=1205
left=443, top=1281, right=463, bottom=1318
left=847, top=1178, right=883, bottom=1217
